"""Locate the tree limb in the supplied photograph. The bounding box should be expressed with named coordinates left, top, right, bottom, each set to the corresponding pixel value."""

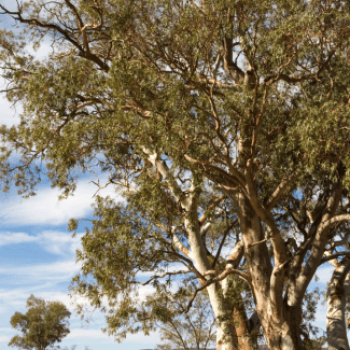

left=266, top=169, right=302, bottom=210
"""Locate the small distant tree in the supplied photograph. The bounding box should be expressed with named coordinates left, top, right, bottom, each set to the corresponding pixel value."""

left=9, top=294, right=71, bottom=350
left=155, top=289, right=216, bottom=350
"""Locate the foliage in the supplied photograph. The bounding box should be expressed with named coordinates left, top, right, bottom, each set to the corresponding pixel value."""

left=8, top=295, right=71, bottom=350
left=1, top=0, right=350, bottom=349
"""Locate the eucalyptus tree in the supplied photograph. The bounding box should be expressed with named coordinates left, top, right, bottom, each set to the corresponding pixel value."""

left=1, top=1, right=350, bottom=350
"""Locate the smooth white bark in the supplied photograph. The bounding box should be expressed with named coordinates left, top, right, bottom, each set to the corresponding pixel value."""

left=327, top=269, right=350, bottom=350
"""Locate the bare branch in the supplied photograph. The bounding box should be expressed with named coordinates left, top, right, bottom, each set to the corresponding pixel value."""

left=184, top=154, right=246, bottom=189
left=155, top=224, right=192, bottom=259
left=293, top=181, right=343, bottom=304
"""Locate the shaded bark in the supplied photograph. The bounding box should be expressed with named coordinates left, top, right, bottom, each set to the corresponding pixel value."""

left=237, top=192, right=304, bottom=350
left=233, top=305, right=252, bottom=350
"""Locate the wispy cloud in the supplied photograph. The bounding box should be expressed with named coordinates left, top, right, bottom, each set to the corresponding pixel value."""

left=0, top=185, right=93, bottom=226
left=36, top=231, right=84, bottom=256
left=125, top=330, right=161, bottom=344
left=0, top=232, right=37, bottom=247
left=0, top=178, right=120, bottom=227
left=0, top=230, right=85, bottom=256
left=0, top=285, right=105, bottom=322
left=0, top=259, right=82, bottom=283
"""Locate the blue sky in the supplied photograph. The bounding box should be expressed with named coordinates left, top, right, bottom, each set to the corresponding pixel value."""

left=0, top=1, right=345, bottom=348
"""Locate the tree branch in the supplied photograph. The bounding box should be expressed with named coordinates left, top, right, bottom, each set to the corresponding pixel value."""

left=211, top=221, right=238, bottom=269
left=293, top=181, right=343, bottom=305
left=138, top=270, right=190, bottom=286
left=198, top=195, right=225, bottom=224
left=317, top=214, right=350, bottom=237
left=266, top=169, right=302, bottom=210
left=184, top=266, right=251, bottom=313
left=0, top=4, right=109, bottom=71
left=321, top=252, right=350, bottom=266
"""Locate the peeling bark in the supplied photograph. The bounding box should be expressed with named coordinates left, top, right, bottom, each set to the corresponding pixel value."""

left=233, top=306, right=252, bottom=350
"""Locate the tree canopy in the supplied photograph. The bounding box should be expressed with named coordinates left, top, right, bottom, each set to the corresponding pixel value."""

left=1, top=1, right=350, bottom=350
left=8, top=294, right=71, bottom=350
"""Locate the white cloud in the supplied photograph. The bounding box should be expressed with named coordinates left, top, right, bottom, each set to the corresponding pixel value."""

left=37, top=231, right=83, bottom=255
left=0, top=232, right=37, bottom=247
left=67, top=329, right=110, bottom=340
left=0, top=284, right=55, bottom=304
left=66, top=328, right=161, bottom=344
left=0, top=0, right=17, bottom=10
left=124, top=330, right=161, bottom=344
left=0, top=336, right=10, bottom=343
left=314, top=265, right=334, bottom=284
left=0, top=184, right=92, bottom=226
left=0, top=93, right=21, bottom=127
left=0, top=259, right=81, bottom=282
left=28, top=41, right=54, bottom=60
left=0, top=228, right=83, bottom=256
left=0, top=178, right=120, bottom=227
left=0, top=285, right=99, bottom=321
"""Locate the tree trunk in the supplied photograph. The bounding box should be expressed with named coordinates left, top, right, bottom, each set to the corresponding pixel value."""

left=221, top=270, right=253, bottom=350
left=327, top=286, right=350, bottom=350
left=207, top=282, right=240, bottom=350
left=248, top=311, right=261, bottom=349
left=233, top=306, right=252, bottom=350
left=236, top=192, right=304, bottom=350
left=327, top=258, right=350, bottom=350
left=262, top=316, right=302, bottom=350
